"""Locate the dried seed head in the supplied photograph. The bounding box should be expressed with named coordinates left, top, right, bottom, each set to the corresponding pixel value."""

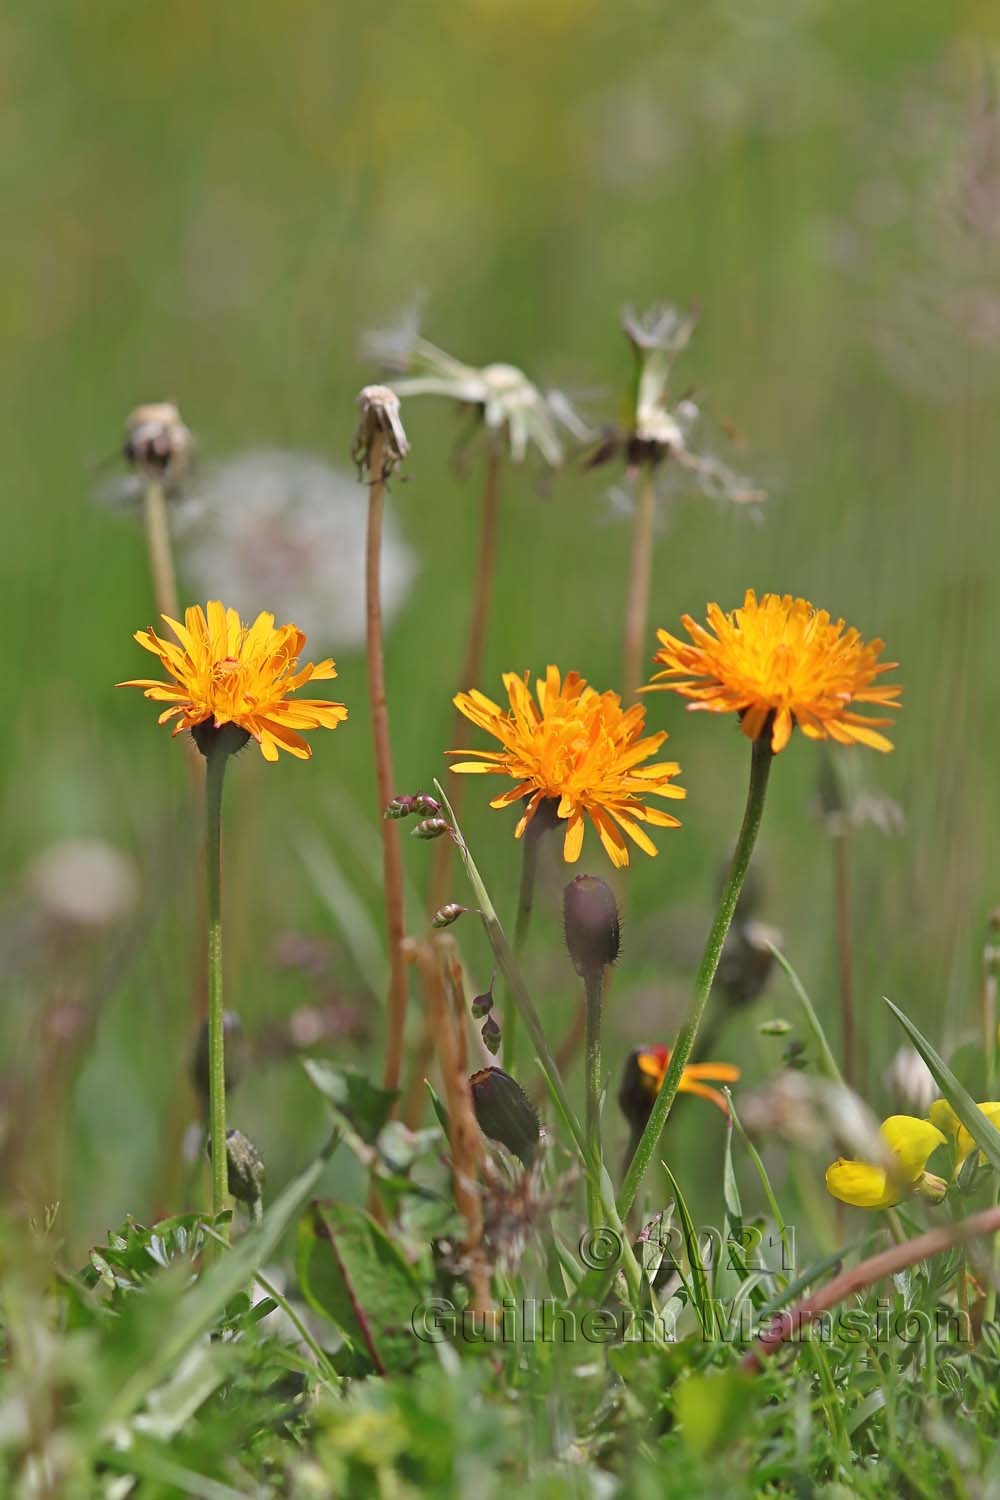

left=190, top=1011, right=245, bottom=1113
left=469, top=1067, right=540, bottom=1165
left=351, top=385, right=409, bottom=478
left=412, top=817, right=451, bottom=841
left=563, top=874, right=620, bottom=977
left=480, top=1013, right=502, bottom=1055
left=123, top=401, right=193, bottom=483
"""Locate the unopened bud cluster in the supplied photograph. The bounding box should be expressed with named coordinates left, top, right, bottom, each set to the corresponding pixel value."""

left=384, top=792, right=442, bottom=820
left=470, top=975, right=500, bottom=1054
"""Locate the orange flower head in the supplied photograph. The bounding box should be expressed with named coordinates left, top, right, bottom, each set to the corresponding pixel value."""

left=620, top=1044, right=741, bottom=1126
left=119, top=601, right=348, bottom=762
left=449, top=666, right=685, bottom=868
left=648, top=589, right=901, bottom=755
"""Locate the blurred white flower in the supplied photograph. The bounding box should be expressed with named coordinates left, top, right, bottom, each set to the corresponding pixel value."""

left=27, top=839, right=138, bottom=932
left=882, top=1046, right=937, bottom=1116
left=176, top=450, right=417, bottom=651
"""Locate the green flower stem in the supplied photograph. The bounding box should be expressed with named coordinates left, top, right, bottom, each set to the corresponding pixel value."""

left=506, top=819, right=542, bottom=1077
left=205, top=746, right=230, bottom=1230
left=434, top=780, right=647, bottom=1312
left=584, top=970, right=604, bottom=1230
left=617, top=733, right=774, bottom=1220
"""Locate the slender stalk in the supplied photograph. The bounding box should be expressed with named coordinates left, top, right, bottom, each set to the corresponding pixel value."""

left=142, top=478, right=180, bottom=623
left=364, top=431, right=409, bottom=1106
left=584, top=970, right=604, bottom=1229
left=505, top=817, right=542, bottom=1076
left=741, top=1204, right=1000, bottom=1370
left=205, top=748, right=229, bottom=1229
left=621, top=466, right=657, bottom=704
left=982, top=912, right=999, bottom=1095
left=833, top=831, right=856, bottom=1089
left=429, top=443, right=503, bottom=913
left=618, top=734, right=774, bottom=1219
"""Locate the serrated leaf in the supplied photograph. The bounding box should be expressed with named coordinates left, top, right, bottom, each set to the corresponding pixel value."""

left=297, top=1200, right=427, bottom=1373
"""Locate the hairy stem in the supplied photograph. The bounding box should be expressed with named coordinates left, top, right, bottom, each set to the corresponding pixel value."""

left=618, top=733, right=774, bottom=1219
left=621, top=466, right=657, bottom=704
left=505, top=817, right=541, bottom=1076
left=584, top=969, right=604, bottom=1230
left=365, top=431, right=409, bottom=1108
left=205, top=748, right=229, bottom=1230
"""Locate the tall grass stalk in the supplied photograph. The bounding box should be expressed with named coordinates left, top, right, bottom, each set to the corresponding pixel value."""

left=621, top=466, right=657, bottom=703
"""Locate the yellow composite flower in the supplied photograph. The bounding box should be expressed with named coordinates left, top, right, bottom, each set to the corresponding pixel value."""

left=928, top=1098, right=1000, bottom=1171
left=647, top=589, right=901, bottom=755
left=825, top=1115, right=946, bottom=1210
left=449, top=666, right=685, bottom=867
left=119, top=601, right=348, bottom=762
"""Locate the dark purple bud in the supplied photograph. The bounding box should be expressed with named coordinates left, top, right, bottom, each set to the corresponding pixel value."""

left=432, top=903, right=467, bottom=929
left=563, top=875, right=620, bottom=977
left=469, top=1067, right=540, bottom=1166
left=412, top=818, right=451, bottom=841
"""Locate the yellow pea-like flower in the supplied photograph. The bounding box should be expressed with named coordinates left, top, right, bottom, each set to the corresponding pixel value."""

left=825, top=1115, right=946, bottom=1210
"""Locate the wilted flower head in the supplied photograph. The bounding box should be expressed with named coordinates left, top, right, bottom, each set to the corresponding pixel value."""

left=119, top=601, right=348, bottom=762
left=649, top=590, right=902, bottom=754
left=176, top=450, right=415, bottom=651
left=123, top=402, right=193, bottom=484
left=351, top=385, right=409, bottom=478
left=587, top=304, right=764, bottom=507
left=449, top=666, right=685, bottom=867
left=364, top=318, right=582, bottom=466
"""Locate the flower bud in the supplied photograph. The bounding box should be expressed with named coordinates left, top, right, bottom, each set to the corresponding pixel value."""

left=563, top=875, right=620, bottom=977
left=471, top=977, right=495, bottom=1019
left=432, top=903, right=467, bottom=929
left=713, top=919, right=779, bottom=1009
left=915, top=1170, right=948, bottom=1205
left=481, top=1014, right=502, bottom=1055
left=469, top=1067, right=540, bottom=1165
left=211, top=1128, right=266, bottom=1209
left=384, top=795, right=415, bottom=819
left=413, top=794, right=442, bottom=816
left=412, top=817, right=451, bottom=841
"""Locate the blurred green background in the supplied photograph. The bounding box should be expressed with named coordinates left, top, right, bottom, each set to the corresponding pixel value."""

left=5, top=0, right=1000, bottom=1254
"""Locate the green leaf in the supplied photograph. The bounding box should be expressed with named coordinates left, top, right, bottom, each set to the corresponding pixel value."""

left=675, top=1368, right=755, bottom=1458
left=302, top=1059, right=398, bottom=1144
left=297, top=1200, right=427, bottom=1373
left=884, top=996, right=1000, bottom=1173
